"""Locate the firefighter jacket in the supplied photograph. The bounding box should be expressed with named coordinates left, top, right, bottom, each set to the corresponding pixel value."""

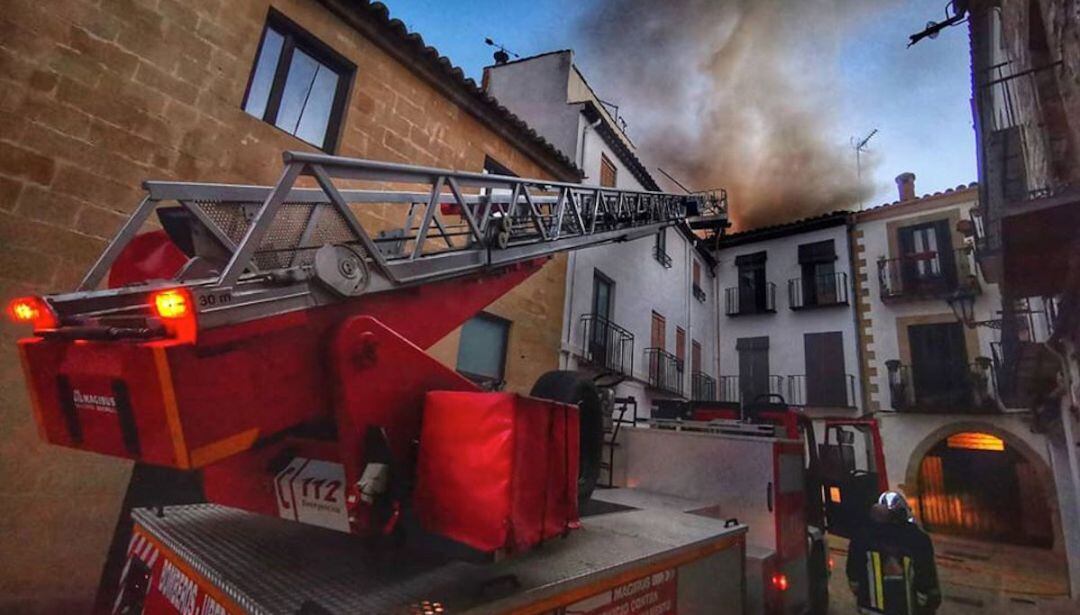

left=846, top=521, right=941, bottom=615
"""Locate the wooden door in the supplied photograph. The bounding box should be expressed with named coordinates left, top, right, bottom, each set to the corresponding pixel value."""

left=804, top=332, right=847, bottom=406
left=908, top=322, right=968, bottom=407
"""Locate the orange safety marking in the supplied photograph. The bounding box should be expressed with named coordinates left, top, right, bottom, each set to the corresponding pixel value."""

left=152, top=346, right=190, bottom=468
left=190, top=428, right=260, bottom=468
left=133, top=526, right=244, bottom=614
left=507, top=533, right=745, bottom=615
left=17, top=342, right=47, bottom=440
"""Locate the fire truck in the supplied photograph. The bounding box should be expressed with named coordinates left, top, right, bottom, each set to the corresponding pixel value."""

left=7, top=152, right=887, bottom=614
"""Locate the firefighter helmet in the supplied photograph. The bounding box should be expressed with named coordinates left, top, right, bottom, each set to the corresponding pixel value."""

left=877, top=491, right=915, bottom=524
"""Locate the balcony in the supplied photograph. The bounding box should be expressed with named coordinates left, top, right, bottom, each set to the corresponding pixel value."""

left=878, top=248, right=979, bottom=302
left=886, top=360, right=999, bottom=413
left=724, top=282, right=776, bottom=316
left=691, top=372, right=717, bottom=401
left=653, top=244, right=672, bottom=268
left=692, top=283, right=707, bottom=303
left=788, top=272, right=849, bottom=310
left=645, top=348, right=684, bottom=397
left=717, top=375, right=784, bottom=404
left=785, top=374, right=857, bottom=408
left=991, top=296, right=1061, bottom=410
left=579, top=313, right=634, bottom=380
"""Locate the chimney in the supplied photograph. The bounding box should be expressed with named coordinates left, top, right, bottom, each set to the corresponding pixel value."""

left=895, top=172, right=916, bottom=201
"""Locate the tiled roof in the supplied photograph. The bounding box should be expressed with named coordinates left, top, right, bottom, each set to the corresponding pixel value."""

left=321, top=1, right=583, bottom=180
left=716, top=210, right=853, bottom=248
left=858, top=182, right=978, bottom=214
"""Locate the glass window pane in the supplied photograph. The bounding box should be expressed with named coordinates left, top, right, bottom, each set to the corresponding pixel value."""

left=456, top=316, right=508, bottom=380
left=274, top=49, right=321, bottom=136
left=294, top=64, right=339, bottom=147
left=243, top=28, right=284, bottom=120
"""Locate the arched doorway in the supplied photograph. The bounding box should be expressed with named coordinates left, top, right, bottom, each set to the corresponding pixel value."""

left=916, top=431, right=1053, bottom=547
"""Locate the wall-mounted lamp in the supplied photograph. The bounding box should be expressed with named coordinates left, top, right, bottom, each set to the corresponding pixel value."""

left=945, top=289, right=1001, bottom=329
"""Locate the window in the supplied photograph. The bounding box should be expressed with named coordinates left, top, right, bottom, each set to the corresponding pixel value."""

left=734, top=251, right=769, bottom=313
left=898, top=220, right=956, bottom=291
left=654, top=228, right=672, bottom=267
left=243, top=10, right=355, bottom=152
left=592, top=270, right=614, bottom=320
left=599, top=153, right=617, bottom=187
left=456, top=313, right=510, bottom=385
left=650, top=311, right=666, bottom=350
left=798, top=240, right=838, bottom=306
left=691, top=340, right=702, bottom=374
left=675, top=327, right=686, bottom=368
left=804, top=332, right=848, bottom=406
left=692, top=260, right=706, bottom=302
left=483, top=156, right=516, bottom=177
left=737, top=336, right=770, bottom=403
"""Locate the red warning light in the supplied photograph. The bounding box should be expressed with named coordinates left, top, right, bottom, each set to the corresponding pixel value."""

left=6, top=296, right=57, bottom=329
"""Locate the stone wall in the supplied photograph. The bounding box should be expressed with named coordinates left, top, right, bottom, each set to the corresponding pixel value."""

left=0, top=0, right=568, bottom=610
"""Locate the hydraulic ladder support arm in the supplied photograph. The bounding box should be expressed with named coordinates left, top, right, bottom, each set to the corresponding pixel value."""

left=9, top=151, right=728, bottom=534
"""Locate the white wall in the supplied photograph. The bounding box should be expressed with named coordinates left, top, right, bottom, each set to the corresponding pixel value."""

left=714, top=222, right=862, bottom=412
left=483, top=51, right=581, bottom=160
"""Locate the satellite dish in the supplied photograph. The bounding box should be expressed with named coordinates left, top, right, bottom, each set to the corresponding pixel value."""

left=926, top=21, right=940, bottom=39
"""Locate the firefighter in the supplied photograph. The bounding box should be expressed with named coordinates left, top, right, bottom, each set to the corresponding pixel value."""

left=846, top=491, right=941, bottom=615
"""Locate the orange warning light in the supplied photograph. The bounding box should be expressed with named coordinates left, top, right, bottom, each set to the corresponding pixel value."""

left=151, top=289, right=191, bottom=320
left=6, top=296, right=57, bottom=329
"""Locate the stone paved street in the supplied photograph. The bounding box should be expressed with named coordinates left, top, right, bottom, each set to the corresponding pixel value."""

left=827, top=535, right=1074, bottom=614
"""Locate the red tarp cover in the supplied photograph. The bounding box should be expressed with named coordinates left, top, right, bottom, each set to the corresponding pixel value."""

left=414, top=391, right=579, bottom=554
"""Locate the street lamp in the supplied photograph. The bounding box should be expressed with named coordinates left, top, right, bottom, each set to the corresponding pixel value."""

left=946, top=289, right=977, bottom=328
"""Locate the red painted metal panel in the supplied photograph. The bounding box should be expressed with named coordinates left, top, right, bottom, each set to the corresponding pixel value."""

left=414, top=391, right=579, bottom=554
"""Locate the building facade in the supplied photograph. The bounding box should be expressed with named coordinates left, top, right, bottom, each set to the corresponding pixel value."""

left=484, top=50, right=723, bottom=428
left=853, top=175, right=1063, bottom=556
left=0, top=1, right=580, bottom=610
left=712, top=212, right=863, bottom=416
left=964, top=0, right=1080, bottom=597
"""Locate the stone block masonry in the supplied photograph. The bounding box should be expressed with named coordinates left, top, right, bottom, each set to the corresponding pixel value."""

left=0, top=0, right=571, bottom=609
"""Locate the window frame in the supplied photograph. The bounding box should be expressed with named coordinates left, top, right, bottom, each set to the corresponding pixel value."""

left=455, top=311, right=512, bottom=386
left=241, top=9, right=356, bottom=153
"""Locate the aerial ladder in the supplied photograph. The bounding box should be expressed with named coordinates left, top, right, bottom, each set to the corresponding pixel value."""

left=8, top=152, right=734, bottom=613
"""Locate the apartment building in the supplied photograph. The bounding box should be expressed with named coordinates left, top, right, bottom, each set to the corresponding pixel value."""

left=853, top=174, right=1061, bottom=554
left=484, top=50, right=724, bottom=419
left=0, top=1, right=582, bottom=610
left=713, top=212, right=862, bottom=415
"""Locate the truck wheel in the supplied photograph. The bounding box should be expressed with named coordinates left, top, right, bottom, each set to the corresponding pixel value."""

left=530, top=371, right=604, bottom=505
left=808, top=539, right=830, bottom=615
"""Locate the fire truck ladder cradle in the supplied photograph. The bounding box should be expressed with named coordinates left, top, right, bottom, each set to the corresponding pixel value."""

left=52, top=151, right=726, bottom=332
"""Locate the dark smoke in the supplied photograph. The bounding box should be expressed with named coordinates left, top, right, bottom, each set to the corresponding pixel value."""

left=577, top=0, right=887, bottom=230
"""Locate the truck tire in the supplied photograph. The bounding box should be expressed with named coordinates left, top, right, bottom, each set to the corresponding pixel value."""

left=808, top=539, right=830, bottom=615
left=530, top=370, right=604, bottom=505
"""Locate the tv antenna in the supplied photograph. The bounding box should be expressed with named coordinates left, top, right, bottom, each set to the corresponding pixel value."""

left=485, top=38, right=519, bottom=65
left=850, top=128, right=878, bottom=180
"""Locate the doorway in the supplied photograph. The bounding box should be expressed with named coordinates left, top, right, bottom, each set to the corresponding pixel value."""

left=917, top=431, right=1053, bottom=547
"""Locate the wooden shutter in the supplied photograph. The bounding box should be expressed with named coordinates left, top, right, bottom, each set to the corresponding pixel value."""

left=600, top=153, right=617, bottom=187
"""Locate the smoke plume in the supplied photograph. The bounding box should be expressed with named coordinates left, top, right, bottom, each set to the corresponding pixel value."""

left=577, top=0, right=887, bottom=230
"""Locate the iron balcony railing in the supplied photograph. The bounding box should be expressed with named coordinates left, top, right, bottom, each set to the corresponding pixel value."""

left=691, top=372, right=717, bottom=401
left=717, top=375, right=784, bottom=404
left=653, top=244, right=672, bottom=268
left=886, top=360, right=999, bottom=413
left=785, top=374, right=857, bottom=408
left=645, top=348, right=684, bottom=396
left=579, top=313, right=634, bottom=379
left=724, top=282, right=776, bottom=316
left=692, top=283, right=707, bottom=303
left=788, top=272, right=849, bottom=310
left=878, top=247, right=979, bottom=302
left=991, top=295, right=1060, bottom=409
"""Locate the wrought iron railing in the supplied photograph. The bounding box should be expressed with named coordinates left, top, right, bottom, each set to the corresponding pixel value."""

left=785, top=374, right=857, bottom=408
left=724, top=282, right=776, bottom=316
left=692, top=283, right=707, bottom=303
left=788, top=272, right=849, bottom=309
left=878, top=248, right=979, bottom=302
left=653, top=244, right=672, bottom=268
left=886, top=360, right=998, bottom=412
left=579, top=313, right=634, bottom=379
left=691, top=372, right=717, bottom=401
left=645, top=348, right=684, bottom=396
left=717, top=374, right=784, bottom=404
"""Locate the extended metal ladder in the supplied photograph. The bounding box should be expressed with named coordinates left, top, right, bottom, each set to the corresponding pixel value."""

left=50, top=152, right=726, bottom=330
